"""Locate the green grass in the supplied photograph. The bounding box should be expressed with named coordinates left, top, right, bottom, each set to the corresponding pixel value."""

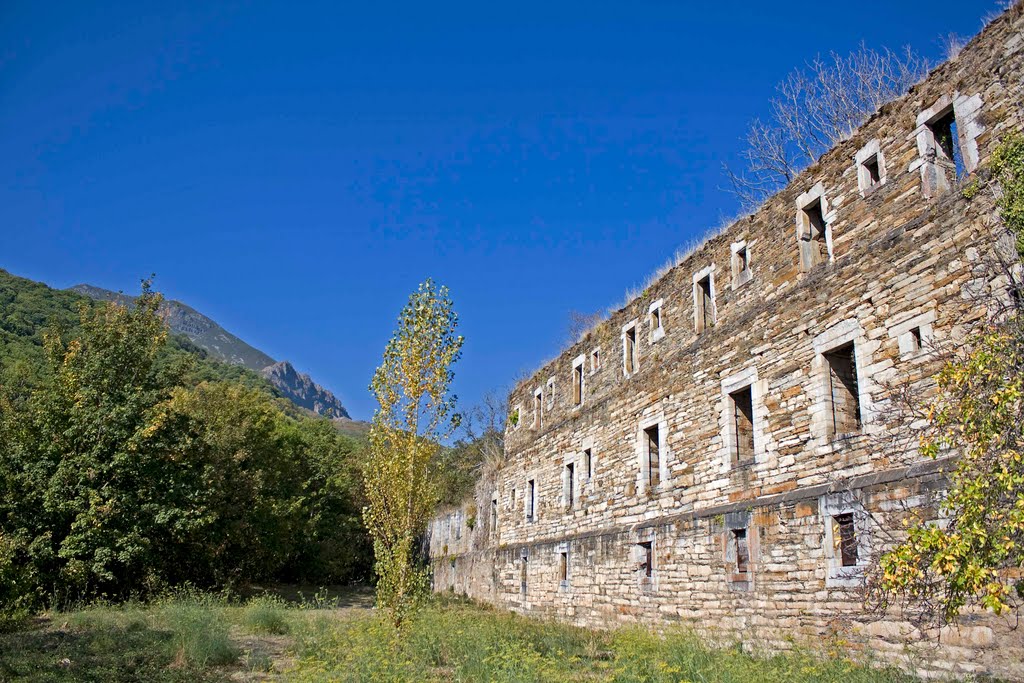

left=288, top=597, right=920, bottom=683
left=0, top=591, right=924, bottom=683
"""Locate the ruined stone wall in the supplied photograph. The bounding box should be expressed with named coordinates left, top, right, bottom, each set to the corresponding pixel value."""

left=430, top=7, right=1024, bottom=680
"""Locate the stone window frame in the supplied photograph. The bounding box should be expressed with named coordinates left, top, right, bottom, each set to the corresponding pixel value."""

left=810, top=319, right=878, bottom=445
left=632, top=528, right=658, bottom=593
left=648, top=298, right=665, bottom=343
left=636, top=412, right=670, bottom=495
left=722, top=511, right=754, bottom=591
left=819, top=492, right=871, bottom=588
left=719, top=366, right=765, bottom=471
left=855, top=139, right=887, bottom=196
left=731, top=240, right=752, bottom=289
left=556, top=541, right=571, bottom=591
left=909, top=92, right=984, bottom=198
left=589, top=347, right=601, bottom=374
left=546, top=377, right=556, bottom=410
left=622, top=319, right=640, bottom=377
left=888, top=310, right=936, bottom=361
left=561, top=455, right=577, bottom=511
left=795, top=182, right=835, bottom=271
left=692, top=265, right=717, bottom=333
left=532, top=386, right=543, bottom=429
left=571, top=353, right=586, bottom=408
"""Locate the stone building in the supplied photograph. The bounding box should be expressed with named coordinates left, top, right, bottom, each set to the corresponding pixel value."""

left=430, top=6, right=1024, bottom=678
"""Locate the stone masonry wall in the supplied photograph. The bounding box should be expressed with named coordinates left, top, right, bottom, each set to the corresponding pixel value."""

left=430, top=7, right=1024, bottom=680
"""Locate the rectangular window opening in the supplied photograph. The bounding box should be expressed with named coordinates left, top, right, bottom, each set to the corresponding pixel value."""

left=730, top=386, right=755, bottom=466
left=520, top=555, right=528, bottom=595
left=565, top=462, right=575, bottom=510
left=736, top=246, right=749, bottom=273
left=527, top=479, right=536, bottom=521
left=696, top=275, right=715, bottom=331
left=733, top=529, right=749, bottom=574
left=910, top=326, right=923, bottom=352
left=801, top=198, right=828, bottom=268
left=650, top=306, right=662, bottom=338
left=583, top=448, right=593, bottom=480
left=824, top=343, right=862, bottom=437
left=929, top=110, right=965, bottom=178
left=490, top=496, right=498, bottom=533
left=833, top=513, right=858, bottom=567
left=644, top=424, right=661, bottom=488
left=639, top=541, right=653, bottom=578
left=624, top=326, right=638, bottom=375
left=572, top=363, right=584, bottom=406
left=590, top=349, right=600, bottom=372
left=559, top=551, right=568, bottom=582
left=533, top=391, right=542, bottom=428
left=863, top=154, right=881, bottom=186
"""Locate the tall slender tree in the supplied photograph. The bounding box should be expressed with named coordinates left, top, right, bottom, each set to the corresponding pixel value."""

left=364, top=279, right=463, bottom=627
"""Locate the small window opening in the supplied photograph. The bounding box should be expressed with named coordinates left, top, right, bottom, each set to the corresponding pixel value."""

left=863, top=154, right=881, bottom=186
left=736, top=246, right=749, bottom=273
left=929, top=109, right=965, bottom=178
left=527, top=479, right=536, bottom=521
left=909, top=327, right=923, bottom=352
left=590, top=349, right=600, bottom=372
left=510, top=487, right=517, bottom=508
left=733, top=529, right=749, bottom=574
left=730, top=386, right=755, bottom=466
left=546, top=378, right=555, bottom=410
left=695, top=275, right=715, bottom=331
left=490, top=496, right=498, bottom=532
left=564, top=462, right=575, bottom=510
left=638, top=541, right=653, bottom=578
left=833, top=513, right=858, bottom=567
left=824, top=343, right=861, bottom=437
left=624, top=326, right=638, bottom=375
left=520, top=555, right=528, bottom=595
left=559, top=551, right=568, bottom=582
left=650, top=306, right=663, bottom=340
left=644, top=424, right=661, bottom=488
left=572, top=363, right=584, bottom=406
left=583, top=448, right=593, bottom=480
left=802, top=198, right=828, bottom=268
left=533, top=391, right=542, bottom=428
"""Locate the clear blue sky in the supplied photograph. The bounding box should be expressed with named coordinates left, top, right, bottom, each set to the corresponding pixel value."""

left=0, top=1, right=996, bottom=420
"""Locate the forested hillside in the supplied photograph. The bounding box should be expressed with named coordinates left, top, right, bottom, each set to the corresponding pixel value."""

left=0, top=274, right=372, bottom=626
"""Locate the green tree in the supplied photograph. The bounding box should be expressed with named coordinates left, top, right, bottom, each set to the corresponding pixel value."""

left=364, top=279, right=463, bottom=627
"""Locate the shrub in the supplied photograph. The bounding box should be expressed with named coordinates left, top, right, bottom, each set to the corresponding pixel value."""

left=155, top=595, right=238, bottom=668
left=242, top=595, right=290, bottom=635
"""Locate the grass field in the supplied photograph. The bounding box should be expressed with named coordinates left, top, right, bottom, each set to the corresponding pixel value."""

left=0, top=590, right=921, bottom=682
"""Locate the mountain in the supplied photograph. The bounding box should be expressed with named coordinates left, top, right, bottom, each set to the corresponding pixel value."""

left=69, top=284, right=352, bottom=420
left=261, top=360, right=349, bottom=418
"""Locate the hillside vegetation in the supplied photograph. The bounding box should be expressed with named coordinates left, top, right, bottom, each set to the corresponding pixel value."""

left=0, top=277, right=372, bottom=627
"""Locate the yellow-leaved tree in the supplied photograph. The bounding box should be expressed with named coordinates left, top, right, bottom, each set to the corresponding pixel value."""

left=364, top=279, right=463, bottom=627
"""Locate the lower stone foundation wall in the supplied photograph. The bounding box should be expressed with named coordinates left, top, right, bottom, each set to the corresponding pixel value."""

left=430, top=468, right=1024, bottom=680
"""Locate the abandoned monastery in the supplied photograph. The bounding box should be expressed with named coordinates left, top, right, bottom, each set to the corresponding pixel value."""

left=430, top=6, right=1024, bottom=679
